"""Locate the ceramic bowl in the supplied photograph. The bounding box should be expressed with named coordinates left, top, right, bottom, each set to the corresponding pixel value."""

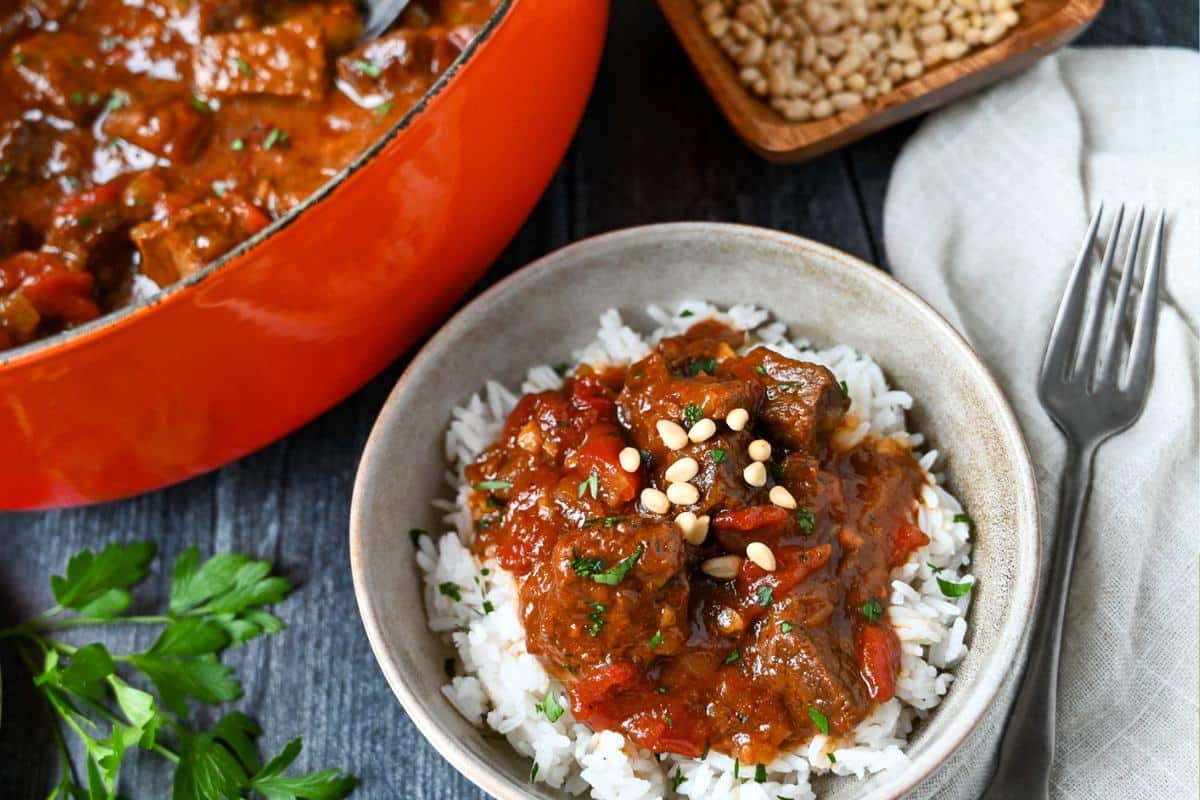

left=350, top=222, right=1040, bottom=799
left=0, top=0, right=609, bottom=510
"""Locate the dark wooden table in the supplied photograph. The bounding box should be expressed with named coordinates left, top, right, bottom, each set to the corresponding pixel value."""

left=2, top=2, right=1195, bottom=796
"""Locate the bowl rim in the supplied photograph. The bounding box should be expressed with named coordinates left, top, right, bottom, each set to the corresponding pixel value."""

left=350, top=221, right=1040, bottom=800
left=0, top=0, right=515, bottom=369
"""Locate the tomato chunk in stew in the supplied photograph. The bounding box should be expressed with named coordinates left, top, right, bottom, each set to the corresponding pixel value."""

left=466, top=324, right=931, bottom=765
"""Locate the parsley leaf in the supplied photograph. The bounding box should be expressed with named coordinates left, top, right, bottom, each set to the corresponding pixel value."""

left=755, top=764, right=767, bottom=783
left=538, top=691, right=565, bottom=723
left=808, top=705, right=830, bottom=734
left=683, top=403, right=703, bottom=428
left=438, top=582, right=462, bottom=602
left=671, top=767, right=686, bottom=791
left=50, top=541, right=155, bottom=619
left=711, top=448, right=727, bottom=465
left=723, top=648, right=740, bottom=665
left=353, top=59, right=382, bottom=78
left=860, top=598, right=884, bottom=622
left=577, top=469, right=599, bottom=499
left=570, top=551, right=606, bottom=578
left=679, top=309, right=694, bottom=317
left=953, top=512, right=973, bottom=526
left=779, top=621, right=794, bottom=634
left=587, top=602, right=606, bottom=637
left=795, top=508, right=815, bottom=534
left=685, top=358, right=717, bottom=377
left=937, top=576, right=974, bottom=597
left=756, top=585, right=774, bottom=606
left=591, top=544, right=644, bottom=586
left=649, top=630, right=663, bottom=648
left=473, top=479, right=512, bottom=491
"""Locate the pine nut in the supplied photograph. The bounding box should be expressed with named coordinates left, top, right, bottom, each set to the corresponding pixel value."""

left=665, top=457, right=699, bottom=484
left=688, top=418, right=717, bottom=443
left=702, top=555, right=743, bottom=580
left=618, top=447, right=641, bottom=473
left=748, top=439, right=772, bottom=462
left=641, top=488, right=670, bottom=515
left=744, top=461, right=768, bottom=487
left=656, top=419, right=688, bottom=451
left=769, top=485, right=798, bottom=509
left=667, top=481, right=700, bottom=506
left=746, top=541, right=777, bottom=572
left=716, top=606, right=745, bottom=633
left=726, top=408, right=750, bottom=431
left=676, top=511, right=710, bottom=545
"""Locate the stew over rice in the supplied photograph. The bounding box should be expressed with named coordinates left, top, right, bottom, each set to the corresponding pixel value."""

left=466, top=321, right=931, bottom=765
left=0, top=0, right=497, bottom=350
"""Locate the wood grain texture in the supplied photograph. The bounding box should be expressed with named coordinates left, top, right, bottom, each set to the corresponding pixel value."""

left=0, top=1, right=1194, bottom=796
left=657, top=0, right=1107, bottom=163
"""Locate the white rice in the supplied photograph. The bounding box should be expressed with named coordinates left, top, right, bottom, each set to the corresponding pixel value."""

left=416, top=302, right=975, bottom=799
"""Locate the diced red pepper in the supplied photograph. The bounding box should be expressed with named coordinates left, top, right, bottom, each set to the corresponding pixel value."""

left=713, top=505, right=792, bottom=534
left=21, top=269, right=99, bottom=323
left=568, top=374, right=617, bottom=429
left=222, top=191, right=271, bottom=235
left=736, top=543, right=832, bottom=618
left=573, top=424, right=641, bottom=504
left=858, top=624, right=901, bottom=702
left=888, top=522, right=931, bottom=568
left=51, top=181, right=122, bottom=222
left=570, top=661, right=644, bottom=723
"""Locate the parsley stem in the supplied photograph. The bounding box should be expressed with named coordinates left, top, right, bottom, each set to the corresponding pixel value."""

left=80, top=694, right=182, bottom=763
left=0, top=613, right=175, bottom=640
left=15, top=642, right=80, bottom=788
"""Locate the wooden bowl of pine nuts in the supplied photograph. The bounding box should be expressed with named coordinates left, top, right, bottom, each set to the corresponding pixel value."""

left=657, top=0, right=1103, bottom=162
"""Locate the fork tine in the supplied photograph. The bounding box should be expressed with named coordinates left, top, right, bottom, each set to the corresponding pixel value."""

left=1124, top=210, right=1165, bottom=394
left=1096, top=206, right=1145, bottom=387
left=1041, top=204, right=1106, bottom=384
left=1074, top=203, right=1124, bottom=381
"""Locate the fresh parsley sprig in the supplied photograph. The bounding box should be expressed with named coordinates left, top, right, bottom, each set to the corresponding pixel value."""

left=0, top=542, right=356, bottom=800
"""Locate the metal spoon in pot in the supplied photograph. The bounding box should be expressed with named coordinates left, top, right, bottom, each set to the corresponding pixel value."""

left=359, top=0, right=411, bottom=43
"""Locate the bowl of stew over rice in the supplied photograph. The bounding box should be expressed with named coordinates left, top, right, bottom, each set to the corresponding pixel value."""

left=351, top=223, right=1039, bottom=799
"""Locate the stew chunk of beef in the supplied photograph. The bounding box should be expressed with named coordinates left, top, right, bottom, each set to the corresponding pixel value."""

left=737, top=346, right=848, bottom=453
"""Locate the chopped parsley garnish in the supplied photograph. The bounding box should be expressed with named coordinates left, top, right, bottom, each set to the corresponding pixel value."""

left=840, top=380, right=849, bottom=397
left=577, top=468, right=599, bottom=499
left=591, top=544, right=644, bottom=586
left=212, top=183, right=227, bottom=198
left=755, top=764, right=767, bottom=783
left=702, top=741, right=710, bottom=758
left=582, top=517, right=603, bottom=528
left=754, top=364, right=767, bottom=375
left=353, top=59, right=382, bottom=78
left=100, top=36, right=123, bottom=52
left=779, top=621, right=794, bottom=633
left=827, top=752, right=837, bottom=764
left=639, top=449, right=652, bottom=466
left=234, top=55, right=254, bottom=77
left=587, top=602, right=606, bottom=637
left=683, top=403, right=703, bottom=428
left=769, top=461, right=784, bottom=480
left=438, top=582, right=462, bottom=602
left=70, top=90, right=85, bottom=105
left=536, top=691, right=564, bottom=722
left=733, top=758, right=740, bottom=780
left=649, top=630, right=663, bottom=649
left=711, top=448, right=727, bottom=465
left=953, top=513, right=973, bottom=526
left=861, top=597, right=884, bottom=622
left=808, top=706, right=830, bottom=734
left=105, top=91, right=129, bottom=112
left=473, top=479, right=512, bottom=491
left=723, top=648, right=740, bottom=665
left=927, top=562, right=943, bottom=573
left=664, top=712, right=674, bottom=727
left=189, top=95, right=212, bottom=114
left=685, top=358, right=717, bottom=377
left=231, top=138, right=245, bottom=151
left=570, top=551, right=606, bottom=578
left=679, top=309, right=694, bottom=317
left=373, top=100, right=394, bottom=117
left=657, top=686, right=667, bottom=694
left=486, top=494, right=506, bottom=508
left=552, top=362, right=570, bottom=377
left=530, top=762, right=539, bottom=781
left=262, top=127, right=288, bottom=150
left=671, top=768, right=686, bottom=791
left=937, top=576, right=973, bottom=597
left=756, top=585, right=774, bottom=606
left=795, top=508, right=815, bottom=533
left=482, top=600, right=495, bottom=614
left=474, top=516, right=496, bottom=531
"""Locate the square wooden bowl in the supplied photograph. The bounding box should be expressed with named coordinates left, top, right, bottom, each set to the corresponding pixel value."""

left=657, top=0, right=1104, bottom=163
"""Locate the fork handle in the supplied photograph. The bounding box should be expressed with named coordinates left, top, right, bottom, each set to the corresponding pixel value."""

left=979, top=442, right=1096, bottom=800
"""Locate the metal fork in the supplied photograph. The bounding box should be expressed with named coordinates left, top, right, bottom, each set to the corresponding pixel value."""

left=979, top=204, right=1166, bottom=799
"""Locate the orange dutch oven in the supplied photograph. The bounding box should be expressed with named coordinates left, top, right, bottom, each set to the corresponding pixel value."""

left=0, top=0, right=609, bottom=510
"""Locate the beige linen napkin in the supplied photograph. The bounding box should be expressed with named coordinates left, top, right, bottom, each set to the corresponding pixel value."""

left=884, top=47, right=1199, bottom=799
